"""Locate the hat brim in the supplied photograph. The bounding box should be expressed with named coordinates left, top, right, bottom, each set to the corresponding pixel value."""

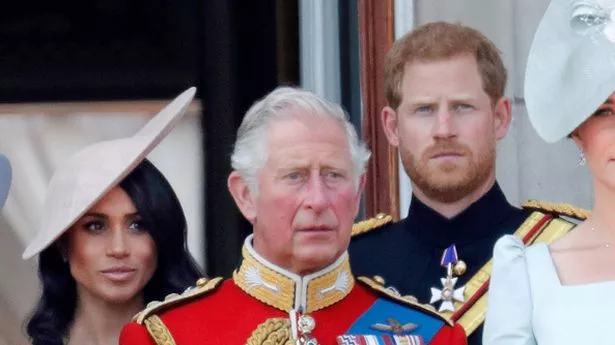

left=525, top=0, right=615, bottom=143
left=22, top=87, right=196, bottom=259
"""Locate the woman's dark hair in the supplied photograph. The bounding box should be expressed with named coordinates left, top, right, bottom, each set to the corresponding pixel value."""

left=26, top=158, right=203, bottom=345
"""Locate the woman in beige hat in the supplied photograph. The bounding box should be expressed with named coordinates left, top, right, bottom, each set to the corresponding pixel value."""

left=23, top=88, right=203, bottom=345
left=483, top=0, right=615, bottom=344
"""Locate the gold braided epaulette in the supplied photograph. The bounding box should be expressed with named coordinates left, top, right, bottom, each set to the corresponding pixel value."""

left=351, top=213, right=394, bottom=237
left=357, top=276, right=453, bottom=326
left=134, top=277, right=224, bottom=325
left=522, top=200, right=590, bottom=221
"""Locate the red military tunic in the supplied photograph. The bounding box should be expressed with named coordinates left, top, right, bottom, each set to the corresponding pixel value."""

left=121, top=236, right=467, bottom=345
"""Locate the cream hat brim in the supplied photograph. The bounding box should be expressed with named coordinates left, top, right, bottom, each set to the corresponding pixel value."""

left=525, top=0, right=615, bottom=143
left=22, top=87, right=196, bottom=259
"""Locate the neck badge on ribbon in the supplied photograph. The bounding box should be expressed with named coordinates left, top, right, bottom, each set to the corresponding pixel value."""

left=429, top=244, right=466, bottom=312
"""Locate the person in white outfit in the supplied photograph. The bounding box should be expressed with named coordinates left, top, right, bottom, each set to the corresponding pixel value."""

left=483, top=0, right=615, bottom=344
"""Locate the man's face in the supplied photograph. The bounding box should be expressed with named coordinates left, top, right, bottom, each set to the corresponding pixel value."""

left=234, top=113, right=363, bottom=275
left=382, top=54, right=510, bottom=203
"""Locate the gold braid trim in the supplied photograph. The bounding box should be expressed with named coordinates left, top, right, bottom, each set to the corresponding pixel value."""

left=144, top=315, right=176, bottom=345
left=234, top=246, right=355, bottom=313
left=357, top=276, right=453, bottom=326
left=522, top=200, right=590, bottom=221
left=351, top=213, right=394, bottom=237
left=245, top=318, right=293, bottom=345
left=134, top=277, right=224, bottom=324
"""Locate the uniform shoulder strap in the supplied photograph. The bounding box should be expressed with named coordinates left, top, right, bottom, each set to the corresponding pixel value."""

left=134, top=277, right=224, bottom=324
left=351, top=213, right=394, bottom=237
left=522, top=199, right=589, bottom=221
left=132, top=277, right=224, bottom=345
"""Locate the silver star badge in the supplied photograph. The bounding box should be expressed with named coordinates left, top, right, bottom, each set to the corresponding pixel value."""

left=430, top=276, right=465, bottom=312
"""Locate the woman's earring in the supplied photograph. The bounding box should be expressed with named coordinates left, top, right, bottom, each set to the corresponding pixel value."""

left=578, top=150, right=586, bottom=166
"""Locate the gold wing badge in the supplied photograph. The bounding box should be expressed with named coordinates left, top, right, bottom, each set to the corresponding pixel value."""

left=370, top=318, right=418, bottom=334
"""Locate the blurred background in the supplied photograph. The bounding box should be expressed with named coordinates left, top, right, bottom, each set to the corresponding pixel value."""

left=0, top=1, right=591, bottom=343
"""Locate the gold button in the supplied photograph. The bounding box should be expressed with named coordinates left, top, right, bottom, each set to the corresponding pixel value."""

left=453, top=260, right=467, bottom=276
left=373, top=275, right=386, bottom=285
left=376, top=213, right=386, bottom=219
left=196, top=277, right=209, bottom=287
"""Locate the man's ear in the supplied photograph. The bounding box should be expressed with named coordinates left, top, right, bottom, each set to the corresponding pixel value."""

left=381, top=106, right=400, bottom=147
left=494, top=97, right=512, bottom=140
left=227, top=171, right=257, bottom=223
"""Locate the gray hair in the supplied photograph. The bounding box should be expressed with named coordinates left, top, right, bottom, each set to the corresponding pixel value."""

left=230, top=86, right=371, bottom=193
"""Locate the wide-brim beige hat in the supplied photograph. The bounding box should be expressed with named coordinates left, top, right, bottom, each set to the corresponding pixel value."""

left=525, top=0, right=615, bottom=143
left=0, top=153, right=11, bottom=209
left=22, top=87, right=196, bottom=259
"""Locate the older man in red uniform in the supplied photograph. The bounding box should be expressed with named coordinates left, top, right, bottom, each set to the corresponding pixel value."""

left=120, top=87, right=466, bottom=345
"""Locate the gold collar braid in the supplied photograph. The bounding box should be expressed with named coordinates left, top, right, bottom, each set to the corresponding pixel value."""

left=233, top=235, right=354, bottom=313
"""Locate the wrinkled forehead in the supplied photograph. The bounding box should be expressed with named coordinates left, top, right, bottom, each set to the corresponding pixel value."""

left=264, top=117, right=352, bottom=163
left=273, top=151, right=353, bottom=171
left=265, top=112, right=349, bottom=143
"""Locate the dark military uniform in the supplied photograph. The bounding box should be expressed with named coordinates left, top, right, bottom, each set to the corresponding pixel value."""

left=349, top=183, right=585, bottom=345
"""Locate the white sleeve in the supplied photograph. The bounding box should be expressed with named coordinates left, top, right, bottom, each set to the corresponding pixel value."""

left=483, top=235, right=536, bottom=345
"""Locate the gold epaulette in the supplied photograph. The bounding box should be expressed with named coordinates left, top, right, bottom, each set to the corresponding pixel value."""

left=522, top=199, right=590, bottom=221
left=134, top=277, right=224, bottom=325
left=351, top=213, right=394, bottom=237
left=357, top=276, right=453, bottom=326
